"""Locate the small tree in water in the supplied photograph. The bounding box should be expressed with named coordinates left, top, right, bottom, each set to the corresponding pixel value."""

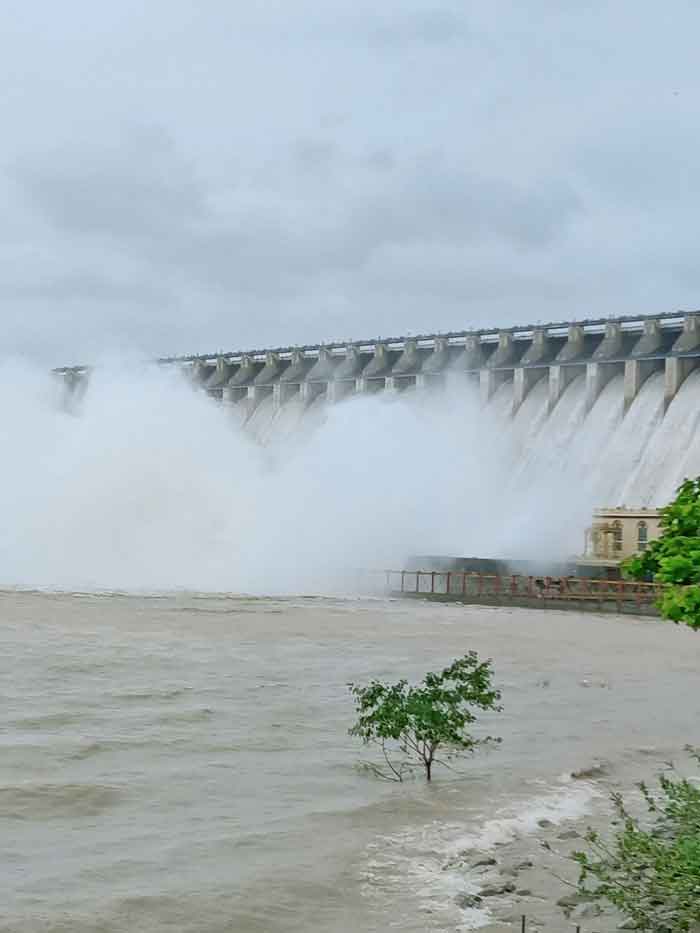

left=349, top=652, right=501, bottom=782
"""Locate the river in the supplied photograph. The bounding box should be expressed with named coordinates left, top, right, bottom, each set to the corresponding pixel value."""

left=1, top=590, right=698, bottom=932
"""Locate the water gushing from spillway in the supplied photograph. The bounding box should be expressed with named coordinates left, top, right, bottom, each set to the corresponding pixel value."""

left=0, top=358, right=696, bottom=593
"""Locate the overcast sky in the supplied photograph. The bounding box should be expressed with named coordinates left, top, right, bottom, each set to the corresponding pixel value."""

left=2, top=1, right=699, bottom=366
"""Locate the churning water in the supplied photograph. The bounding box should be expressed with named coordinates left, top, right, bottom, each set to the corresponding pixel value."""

left=2, top=591, right=699, bottom=932
left=0, top=360, right=698, bottom=593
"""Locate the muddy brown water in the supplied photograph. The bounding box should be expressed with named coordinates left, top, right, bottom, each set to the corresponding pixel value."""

left=1, top=591, right=698, bottom=932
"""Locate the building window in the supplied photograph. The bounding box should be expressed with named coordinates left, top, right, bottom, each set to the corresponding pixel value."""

left=612, top=520, right=623, bottom=554
left=638, top=521, right=648, bottom=552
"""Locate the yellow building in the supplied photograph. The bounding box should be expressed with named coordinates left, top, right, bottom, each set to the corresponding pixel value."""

left=579, top=507, right=661, bottom=573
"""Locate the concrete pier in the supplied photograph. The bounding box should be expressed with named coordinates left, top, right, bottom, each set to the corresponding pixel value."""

left=480, top=332, right=516, bottom=403
left=330, top=347, right=363, bottom=403
left=356, top=344, right=394, bottom=394
left=386, top=339, right=421, bottom=391
left=302, top=347, right=337, bottom=404
left=512, top=329, right=549, bottom=413
left=274, top=350, right=311, bottom=408
left=418, top=337, right=450, bottom=389
left=665, top=314, right=700, bottom=408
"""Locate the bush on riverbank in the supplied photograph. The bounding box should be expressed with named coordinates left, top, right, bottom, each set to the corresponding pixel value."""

left=570, top=748, right=700, bottom=932
left=624, top=477, right=700, bottom=630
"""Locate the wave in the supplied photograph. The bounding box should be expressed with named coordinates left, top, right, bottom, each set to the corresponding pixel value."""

left=361, top=777, right=603, bottom=931
left=0, top=782, right=122, bottom=820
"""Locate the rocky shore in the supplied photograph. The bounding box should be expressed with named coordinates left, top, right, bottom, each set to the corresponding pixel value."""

left=447, top=761, right=657, bottom=932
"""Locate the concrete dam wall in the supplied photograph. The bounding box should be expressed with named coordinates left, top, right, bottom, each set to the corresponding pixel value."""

left=52, top=311, right=700, bottom=567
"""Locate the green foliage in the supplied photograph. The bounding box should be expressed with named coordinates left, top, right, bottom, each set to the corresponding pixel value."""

left=349, top=653, right=501, bottom=782
left=659, top=584, right=700, bottom=626
left=571, top=749, right=700, bottom=932
left=622, top=477, right=700, bottom=629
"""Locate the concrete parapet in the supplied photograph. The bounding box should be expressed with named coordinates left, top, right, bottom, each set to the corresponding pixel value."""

left=592, top=322, right=623, bottom=361
left=630, top=319, right=663, bottom=358
left=555, top=325, right=586, bottom=363
left=486, top=332, right=517, bottom=369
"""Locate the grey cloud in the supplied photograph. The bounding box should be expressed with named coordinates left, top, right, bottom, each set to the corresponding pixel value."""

left=292, top=139, right=338, bottom=176
left=11, top=128, right=205, bottom=239
left=0, top=273, right=171, bottom=305
left=354, top=7, right=471, bottom=47
left=8, top=131, right=579, bottom=310
left=2, top=1, right=700, bottom=364
left=365, top=148, right=396, bottom=173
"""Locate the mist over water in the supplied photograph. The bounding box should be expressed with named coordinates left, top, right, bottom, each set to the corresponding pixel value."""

left=1, top=359, right=697, bottom=593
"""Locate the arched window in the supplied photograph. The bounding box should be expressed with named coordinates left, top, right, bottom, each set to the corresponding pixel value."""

left=612, top=520, right=623, bottom=554
left=638, top=521, right=648, bottom=552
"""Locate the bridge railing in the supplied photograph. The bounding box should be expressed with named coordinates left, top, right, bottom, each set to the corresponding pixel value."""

left=384, top=570, right=662, bottom=610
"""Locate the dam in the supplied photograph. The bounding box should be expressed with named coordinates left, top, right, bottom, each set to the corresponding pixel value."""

left=40, top=309, right=700, bottom=590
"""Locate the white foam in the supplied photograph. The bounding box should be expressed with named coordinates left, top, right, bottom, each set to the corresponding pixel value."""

left=362, top=778, right=602, bottom=931
left=452, top=778, right=600, bottom=854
